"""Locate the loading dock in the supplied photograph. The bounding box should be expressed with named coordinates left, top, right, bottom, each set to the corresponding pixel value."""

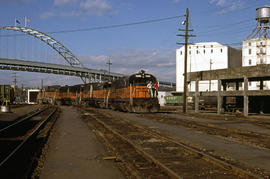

left=188, top=64, right=270, bottom=116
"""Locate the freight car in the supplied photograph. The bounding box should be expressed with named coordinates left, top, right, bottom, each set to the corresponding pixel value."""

left=164, top=96, right=194, bottom=106
left=165, top=96, right=182, bottom=106
left=39, top=70, right=160, bottom=112
left=0, top=85, right=15, bottom=105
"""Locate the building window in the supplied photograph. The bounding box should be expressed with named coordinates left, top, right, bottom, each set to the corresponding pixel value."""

left=203, top=50, right=205, bottom=54
left=180, top=51, right=182, bottom=55
left=220, top=48, right=223, bottom=53
left=196, top=46, right=198, bottom=49
left=196, top=50, right=199, bottom=54
left=189, top=51, right=191, bottom=54
left=260, top=59, right=264, bottom=64
left=189, top=46, right=191, bottom=49
left=249, top=59, right=252, bottom=65
left=211, top=49, right=213, bottom=53
left=248, top=42, right=251, bottom=46
left=211, top=45, right=213, bottom=48
left=249, top=49, right=252, bottom=55
left=203, top=45, right=205, bottom=48
left=260, top=42, right=263, bottom=45
left=249, top=82, right=252, bottom=86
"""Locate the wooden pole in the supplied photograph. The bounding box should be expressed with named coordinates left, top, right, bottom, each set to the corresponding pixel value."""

left=183, top=8, right=189, bottom=113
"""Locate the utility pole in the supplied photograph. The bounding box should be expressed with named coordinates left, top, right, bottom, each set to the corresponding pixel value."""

left=41, top=79, right=44, bottom=98
left=12, top=72, right=17, bottom=87
left=12, top=72, right=18, bottom=102
left=41, top=79, right=44, bottom=89
left=177, top=8, right=196, bottom=113
left=106, top=59, right=112, bottom=81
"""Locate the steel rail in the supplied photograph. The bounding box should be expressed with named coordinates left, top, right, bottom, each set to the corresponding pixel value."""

left=0, top=107, right=47, bottom=134
left=135, top=123, right=263, bottom=179
left=91, top=110, right=263, bottom=179
left=91, top=114, right=183, bottom=179
left=0, top=108, right=57, bottom=168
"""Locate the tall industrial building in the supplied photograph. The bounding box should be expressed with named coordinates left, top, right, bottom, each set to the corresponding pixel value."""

left=242, top=6, right=270, bottom=90
left=176, top=42, right=241, bottom=92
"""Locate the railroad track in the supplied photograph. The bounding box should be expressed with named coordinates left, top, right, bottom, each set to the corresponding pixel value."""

left=0, top=107, right=47, bottom=135
left=185, top=112, right=270, bottom=130
left=0, top=106, right=58, bottom=178
left=140, top=113, right=270, bottom=150
left=82, top=108, right=262, bottom=179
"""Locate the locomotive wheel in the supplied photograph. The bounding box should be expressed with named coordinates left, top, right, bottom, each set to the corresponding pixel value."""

left=120, top=103, right=127, bottom=112
left=110, top=104, right=117, bottom=111
left=150, top=105, right=159, bottom=113
left=127, top=105, right=136, bottom=113
left=100, top=102, right=105, bottom=108
left=134, top=105, right=143, bottom=113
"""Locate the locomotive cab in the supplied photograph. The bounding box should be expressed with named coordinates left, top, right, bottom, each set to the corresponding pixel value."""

left=129, top=70, right=157, bottom=87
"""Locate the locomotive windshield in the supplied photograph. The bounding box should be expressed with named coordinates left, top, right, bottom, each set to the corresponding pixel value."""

left=129, top=70, right=157, bottom=86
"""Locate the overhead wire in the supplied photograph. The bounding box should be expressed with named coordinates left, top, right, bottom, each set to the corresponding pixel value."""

left=198, top=1, right=267, bottom=16
left=179, top=2, right=267, bottom=48
left=0, top=2, right=265, bottom=52
left=47, top=15, right=185, bottom=34
left=197, top=25, right=254, bottom=37
left=196, top=19, right=254, bottom=34
left=0, top=15, right=185, bottom=37
left=185, top=1, right=266, bottom=40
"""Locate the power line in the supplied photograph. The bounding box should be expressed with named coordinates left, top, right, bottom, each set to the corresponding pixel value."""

left=197, top=25, right=254, bottom=37
left=0, top=15, right=185, bottom=37
left=176, top=42, right=243, bottom=49
left=47, top=15, right=185, bottom=34
left=198, top=1, right=267, bottom=15
left=195, top=18, right=253, bottom=31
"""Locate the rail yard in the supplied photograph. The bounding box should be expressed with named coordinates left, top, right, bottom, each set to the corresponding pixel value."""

left=1, top=2, right=270, bottom=179
left=0, top=104, right=269, bottom=178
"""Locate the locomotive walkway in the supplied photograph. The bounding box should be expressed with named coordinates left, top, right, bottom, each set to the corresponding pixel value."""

left=40, top=106, right=124, bottom=179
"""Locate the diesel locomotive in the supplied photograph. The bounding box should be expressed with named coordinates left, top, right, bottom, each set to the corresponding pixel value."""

left=38, top=70, right=160, bottom=112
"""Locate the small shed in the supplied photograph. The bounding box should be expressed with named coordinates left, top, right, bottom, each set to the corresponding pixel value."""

left=27, top=89, right=40, bottom=104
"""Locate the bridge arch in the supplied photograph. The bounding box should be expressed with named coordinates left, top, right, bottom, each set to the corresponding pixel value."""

left=0, top=26, right=84, bottom=68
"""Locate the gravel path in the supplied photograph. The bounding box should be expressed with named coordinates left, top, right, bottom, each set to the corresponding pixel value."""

left=40, top=106, right=125, bottom=179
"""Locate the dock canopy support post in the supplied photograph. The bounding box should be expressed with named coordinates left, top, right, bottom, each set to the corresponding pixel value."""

left=195, top=79, right=199, bottom=113
left=217, top=79, right=222, bottom=114
left=243, top=76, right=249, bottom=117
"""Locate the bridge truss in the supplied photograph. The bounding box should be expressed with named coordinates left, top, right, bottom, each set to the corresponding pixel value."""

left=0, top=58, right=123, bottom=82
left=0, top=26, right=175, bottom=87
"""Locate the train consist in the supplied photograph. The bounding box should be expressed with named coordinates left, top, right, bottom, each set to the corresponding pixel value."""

left=38, top=70, right=160, bottom=112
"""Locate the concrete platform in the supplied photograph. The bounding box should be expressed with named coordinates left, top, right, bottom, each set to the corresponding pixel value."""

left=40, top=106, right=125, bottom=179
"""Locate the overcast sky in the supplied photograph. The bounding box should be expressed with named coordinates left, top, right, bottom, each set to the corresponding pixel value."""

left=0, top=0, right=268, bottom=87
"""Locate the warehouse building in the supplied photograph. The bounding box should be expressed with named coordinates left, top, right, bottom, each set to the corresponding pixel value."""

left=176, top=42, right=242, bottom=92
left=242, top=38, right=270, bottom=90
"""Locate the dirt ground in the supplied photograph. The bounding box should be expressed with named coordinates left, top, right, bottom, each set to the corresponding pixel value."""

left=97, top=108, right=270, bottom=174
left=39, top=106, right=125, bottom=179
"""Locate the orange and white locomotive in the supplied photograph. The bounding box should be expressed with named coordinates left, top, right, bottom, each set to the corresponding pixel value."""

left=38, top=70, right=160, bottom=112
